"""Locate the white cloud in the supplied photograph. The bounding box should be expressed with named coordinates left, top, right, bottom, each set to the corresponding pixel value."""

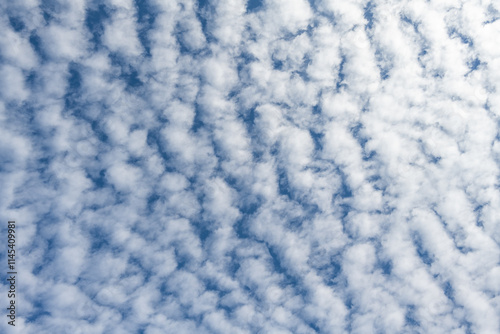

left=39, top=23, right=87, bottom=60
left=1, top=0, right=500, bottom=332
left=102, top=0, right=143, bottom=56
left=0, top=65, right=29, bottom=101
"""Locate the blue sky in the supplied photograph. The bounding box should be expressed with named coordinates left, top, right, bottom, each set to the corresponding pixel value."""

left=1, top=0, right=500, bottom=333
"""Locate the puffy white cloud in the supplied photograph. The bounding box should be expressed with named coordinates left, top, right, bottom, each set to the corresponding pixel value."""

left=0, top=65, right=29, bottom=101
left=102, top=0, right=143, bottom=56
left=38, top=23, right=88, bottom=60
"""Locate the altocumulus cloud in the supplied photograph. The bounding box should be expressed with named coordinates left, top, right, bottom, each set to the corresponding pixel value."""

left=0, top=0, right=500, bottom=333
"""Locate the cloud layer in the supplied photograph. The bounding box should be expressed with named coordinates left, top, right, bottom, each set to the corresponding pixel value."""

left=1, top=0, right=500, bottom=333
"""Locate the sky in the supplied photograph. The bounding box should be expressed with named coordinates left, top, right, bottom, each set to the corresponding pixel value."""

left=0, top=0, right=499, bottom=333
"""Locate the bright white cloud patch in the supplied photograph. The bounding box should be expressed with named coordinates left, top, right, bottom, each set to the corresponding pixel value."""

left=0, top=0, right=499, bottom=333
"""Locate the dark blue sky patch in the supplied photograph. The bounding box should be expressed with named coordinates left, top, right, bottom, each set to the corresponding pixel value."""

left=29, top=32, right=47, bottom=62
left=466, top=58, right=481, bottom=73
left=400, top=14, right=419, bottom=32
left=127, top=255, right=153, bottom=281
left=336, top=168, right=353, bottom=199
left=418, top=138, right=441, bottom=164
left=64, top=62, right=84, bottom=110
left=33, top=155, right=52, bottom=177
left=350, top=122, right=367, bottom=148
left=484, top=5, right=499, bottom=24
left=246, top=0, right=263, bottom=13
left=0, top=146, right=17, bottom=173
left=158, top=281, right=174, bottom=297
left=293, top=55, right=313, bottom=82
left=428, top=155, right=441, bottom=164
left=40, top=0, right=58, bottom=24
left=448, top=28, right=473, bottom=47
left=464, top=322, right=474, bottom=334
left=84, top=168, right=108, bottom=191
left=455, top=243, right=473, bottom=255
left=210, top=142, right=229, bottom=173
left=473, top=205, right=484, bottom=228
left=197, top=0, right=210, bottom=8
left=134, top=0, right=156, bottom=57
left=88, top=226, right=111, bottom=252
left=343, top=307, right=353, bottom=333
left=430, top=209, right=473, bottom=255
left=85, top=4, right=110, bottom=49
left=67, top=63, right=82, bottom=90
left=8, top=16, right=25, bottom=32
left=172, top=246, right=191, bottom=271
left=176, top=33, right=194, bottom=55
left=379, top=259, right=392, bottom=276
left=235, top=190, right=261, bottom=217
left=326, top=262, right=342, bottom=286
left=305, top=318, right=321, bottom=333
left=226, top=250, right=242, bottom=276
left=312, top=104, right=321, bottom=115
left=108, top=52, right=144, bottom=90
left=146, top=128, right=177, bottom=173
left=285, top=214, right=306, bottom=231
left=367, top=174, right=383, bottom=191
left=31, top=232, right=58, bottom=276
left=25, top=70, right=38, bottom=91
left=237, top=51, right=258, bottom=76
left=234, top=206, right=262, bottom=240
left=146, top=193, right=161, bottom=214
left=432, top=70, right=444, bottom=79
left=237, top=106, right=257, bottom=138
left=310, top=251, right=342, bottom=286
left=338, top=203, right=353, bottom=236
left=234, top=215, right=253, bottom=240
left=24, top=300, right=52, bottom=324
left=272, top=57, right=284, bottom=71
left=374, top=49, right=393, bottom=80
left=405, top=305, right=420, bottom=328
left=196, top=0, right=216, bottom=44
left=277, top=166, right=293, bottom=200
left=350, top=122, right=366, bottom=138
left=281, top=29, right=308, bottom=42
left=190, top=217, right=212, bottom=245
left=336, top=55, right=347, bottom=91
left=250, top=147, right=265, bottom=162
left=380, top=204, right=395, bottom=216
left=200, top=281, right=224, bottom=304
left=242, top=23, right=260, bottom=43
left=379, top=67, right=390, bottom=80
left=90, top=119, right=109, bottom=143
left=417, top=47, right=428, bottom=66
left=309, top=129, right=323, bottom=152
left=266, top=244, right=302, bottom=289
left=442, top=281, right=455, bottom=302
left=363, top=147, right=376, bottom=162
left=174, top=22, right=211, bottom=56
left=191, top=103, right=206, bottom=133
left=412, top=232, right=433, bottom=266
left=126, top=155, right=143, bottom=167
left=364, top=1, right=375, bottom=30
left=483, top=16, right=499, bottom=24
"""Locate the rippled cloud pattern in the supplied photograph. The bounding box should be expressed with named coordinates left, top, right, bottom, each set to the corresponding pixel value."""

left=1, top=0, right=500, bottom=333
